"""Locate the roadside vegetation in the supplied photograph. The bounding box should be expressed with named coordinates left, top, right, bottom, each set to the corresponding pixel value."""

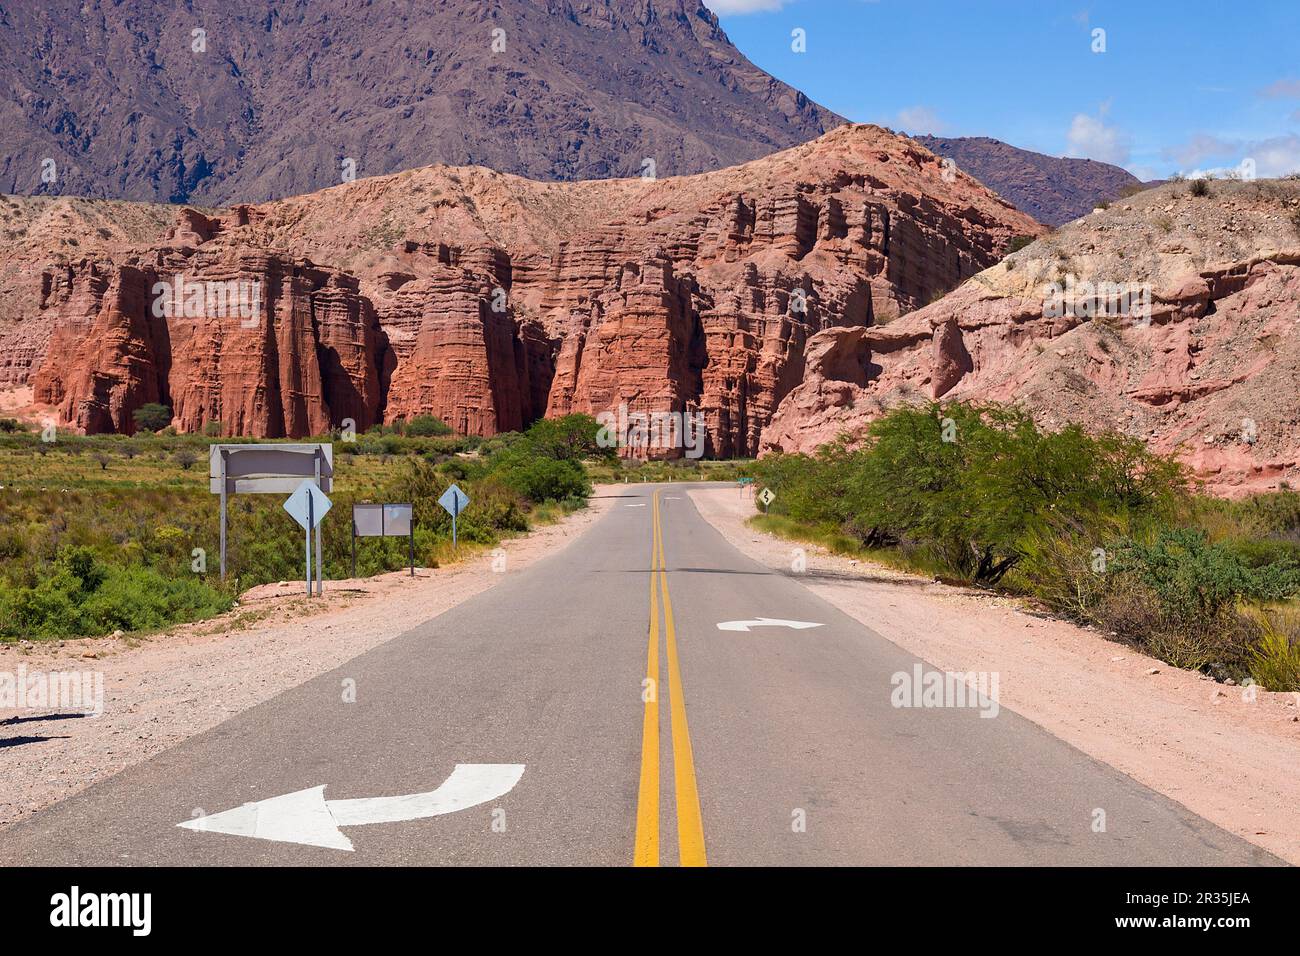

left=0, top=414, right=614, bottom=641
left=586, top=456, right=754, bottom=485
left=752, top=402, right=1300, bottom=690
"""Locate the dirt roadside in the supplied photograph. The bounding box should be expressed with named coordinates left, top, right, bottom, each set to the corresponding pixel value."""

left=0, top=489, right=617, bottom=829
left=689, top=486, right=1300, bottom=866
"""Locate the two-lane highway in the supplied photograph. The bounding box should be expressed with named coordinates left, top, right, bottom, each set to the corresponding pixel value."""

left=0, top=485, right=1278, bottom=865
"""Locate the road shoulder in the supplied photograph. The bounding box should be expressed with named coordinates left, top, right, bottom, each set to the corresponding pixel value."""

left=689, top=486, right=1300, bottom=866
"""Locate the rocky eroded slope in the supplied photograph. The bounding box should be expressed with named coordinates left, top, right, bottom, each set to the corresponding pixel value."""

left=915, top=136, right=1147, bottom=227
left=1, top=125, right=1041, bottom=456
left=762, top=178, right=1300, bottom=494
left=0, top=0, right=838, bottom=204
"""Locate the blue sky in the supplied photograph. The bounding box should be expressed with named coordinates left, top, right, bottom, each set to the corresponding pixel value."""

left=707, top=0, right=1300, bottom=179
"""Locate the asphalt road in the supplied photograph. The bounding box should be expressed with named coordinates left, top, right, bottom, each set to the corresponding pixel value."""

left=0, top=484, right=1279, bottom=866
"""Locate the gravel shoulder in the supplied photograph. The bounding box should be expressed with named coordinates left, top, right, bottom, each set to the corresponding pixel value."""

left=690, top=485, right=1300, bottom=866
left=0, top=489, right=617, bottom=829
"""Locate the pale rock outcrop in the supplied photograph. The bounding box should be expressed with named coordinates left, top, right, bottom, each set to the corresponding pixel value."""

left=763, top=179, right=1300, bottom=495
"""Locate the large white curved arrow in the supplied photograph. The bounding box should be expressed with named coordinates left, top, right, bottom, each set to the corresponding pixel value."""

left=177, top=763, right=524, bottom=851
left=716, top=618, right=823, bottom=632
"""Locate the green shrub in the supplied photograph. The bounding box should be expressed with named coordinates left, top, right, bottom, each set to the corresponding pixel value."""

left=405, top=414, right=453, bottom=437
left=1244, top=607, right=1300, bottom=692
left=758, top=403, right=1185, bottom=586
left=495, top=456, right=590, bottom=503
left=78, top=566, right=231, bottom=633
left=132, top=403, right=172, bottom=433
left=1111, top=528, right=1300, bottom=631
left=1005, top=235, right=1036, bottom=255
left=57, top=545, right=107, bottom=592
left=525, top=414, right=614, bottom=462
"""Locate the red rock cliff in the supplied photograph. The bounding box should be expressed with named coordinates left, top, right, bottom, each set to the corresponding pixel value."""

left=15, top=125, right=1042, bottom=446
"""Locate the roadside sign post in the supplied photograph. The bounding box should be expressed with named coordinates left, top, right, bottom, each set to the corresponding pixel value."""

left=352, top=503, right=415, bottom=577
left=219, top=449, right=229, bottom=576
left=314, top=456, right=323, bottom=595
left=438, top=484, right=470, bottom=549
left=306, top=491, right=313, bottom=596
left=284, top=480, right=333, bottom=597
left=210, top=443, right=333, bottom=582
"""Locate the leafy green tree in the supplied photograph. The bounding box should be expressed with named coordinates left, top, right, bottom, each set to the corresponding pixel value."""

left=405, top=414, right=453, bottom=437
left=522, top=415, right=612, bottom=462
left=494, top=456, right=590, bottom=503
left=132, top=403, right=172, bottom=433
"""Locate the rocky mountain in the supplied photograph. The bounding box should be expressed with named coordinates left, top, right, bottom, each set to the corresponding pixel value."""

left=761, top=178, right=1300, bottom=495
left=0, top=0, right=839, bottom=204
left=915, top=136, right=1146, bottom=227
left=1, top=125, right=1042, bottom=456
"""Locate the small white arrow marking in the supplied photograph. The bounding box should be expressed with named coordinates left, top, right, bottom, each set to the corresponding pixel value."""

left=177, top=763, right=524, bottom=851
left=626, top=503, right=646, bottom=507
left=716, top=618, right=824, bottom=632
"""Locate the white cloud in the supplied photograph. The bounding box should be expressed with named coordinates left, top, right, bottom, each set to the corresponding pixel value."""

left=1163, top=133, right=1236, bottom=167
left=703, top=0, right=788, bottom=13
left=1248, top=135, right=1300, bottom=177
left=1065, top=108, right=1132, bottom=166
left=894, top=106, right=946, bottom=135
left=1163, top=133, right=1300, bottom=178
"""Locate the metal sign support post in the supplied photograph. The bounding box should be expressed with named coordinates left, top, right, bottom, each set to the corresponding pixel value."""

left=219, top=449, right=229, bottom=579
left=314, top=454, right=323, bottom=595
left=305, top=490, right=314, bottom=597
left=351, top=519, right=357, bottom=579
left=409, top=524, right=415, bottom=576
left=452, top=498, right=459, bottom=549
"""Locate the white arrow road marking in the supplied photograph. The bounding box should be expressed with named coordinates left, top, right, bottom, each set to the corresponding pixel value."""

left=716, top=618, right=824, bottom=632
left=177, top=763, right=524, bottom=851
left=626, top=503, right=647, bottom=508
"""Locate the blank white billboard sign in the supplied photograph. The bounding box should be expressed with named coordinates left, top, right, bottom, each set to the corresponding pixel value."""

left=353, top=503, right=413, bottom=537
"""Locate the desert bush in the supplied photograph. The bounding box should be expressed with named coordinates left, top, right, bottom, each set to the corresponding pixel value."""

left=758, top=403, right=1185, bottom=586
left=1005, top=235, right=1036, bottom=255
left=524, top=414, right=614, bottom=462
left=132, top=403, right=172, bottom=433
left=1241, top=605, right=1300, bottom=691
left=1111, top=528, right=1300, bottom=632
left=0, top=550, right=230, bottom=639
left=1142, top=628, right=1232, bottom=672
left=1189, top=178, right=1211, bottom=197
left=499, top=456, right=588, bottom=502
left=405, top=414, right=453, bottom=437
left=751, top=401, right=1300, bottom=679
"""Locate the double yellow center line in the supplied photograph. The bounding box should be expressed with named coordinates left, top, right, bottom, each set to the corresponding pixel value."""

left=634, top=490, right=707, bottom=866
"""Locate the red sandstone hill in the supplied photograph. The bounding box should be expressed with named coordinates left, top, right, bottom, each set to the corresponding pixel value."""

left=0, top=124, right=1042, bottom=454
left=761, top=178, right=1300, bottom=496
